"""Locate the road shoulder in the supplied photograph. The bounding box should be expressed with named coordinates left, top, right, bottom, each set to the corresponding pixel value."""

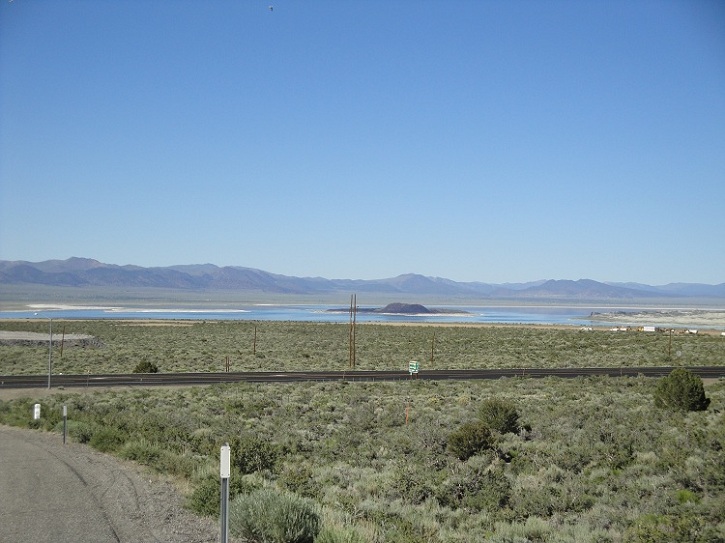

left=0, top=425, right=222, bottom=543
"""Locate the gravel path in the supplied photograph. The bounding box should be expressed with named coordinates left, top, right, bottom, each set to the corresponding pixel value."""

left=0, top=425, right=228, bottom=543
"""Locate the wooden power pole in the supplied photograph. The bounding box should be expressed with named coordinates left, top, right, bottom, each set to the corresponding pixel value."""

left=349, top=294, right=357, bottom=368
left=430, top=330, right=435, bottom=367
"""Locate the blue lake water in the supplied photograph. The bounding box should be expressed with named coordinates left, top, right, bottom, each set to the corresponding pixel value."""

left=0, top=304, right=619, bottom=326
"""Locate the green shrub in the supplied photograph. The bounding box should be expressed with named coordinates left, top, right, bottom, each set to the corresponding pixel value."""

left=188, top=476, right=223, bottom=516
left=438, top=462, right=510, bottom=511
left=89, top=426, right=127, bottom=452
left=119, top=438, right=163, bottom=465
left=490, top=517, right=553, bottom=543
left=478, top=398, right=521, bottom=434
left=277, top=463, right=321, bottom=498
left=447, top=421, right=495, bottom=461
left=315, top=527, right=367, bottom=543
left=133, top=359, right=159, bottom=373
left=229, top=488, right=320, bottom=543
left=152, top=451, right=199, bottom=479
left=390, top=463, right=436, bottom=504
left=675, top=489, right=700, bottom=504
left=625, top=513, right=708, bottom=543
left=654, top=368, right=710, bottom=411
left=231, top=435, right=280, bottom=474
left=358, top=510, right=440, bottom=543
left=27, top=418, right=43, bottom=430
left=187, top=468, right=254, bottom=516
left=67, top=420, right=94, bottom=443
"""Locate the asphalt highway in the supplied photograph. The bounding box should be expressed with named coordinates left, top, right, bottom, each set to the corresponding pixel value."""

left=1, top=366, right=724, bottom=390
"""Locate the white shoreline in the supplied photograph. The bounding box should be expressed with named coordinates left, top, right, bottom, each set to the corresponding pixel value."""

left=589, top=309, right=725, bottom=328
left=106, top=308, right=250, bottom=314
left=27, top=303, right=121, bottom=311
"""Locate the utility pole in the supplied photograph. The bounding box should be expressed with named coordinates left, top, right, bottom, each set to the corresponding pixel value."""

left=47, top=319, right=52, bottom=389
left=349, top=294, right=357, bottom=368
left=34, top=313, right=52, bottom=389
left=430, top=331, right=436, bottom=367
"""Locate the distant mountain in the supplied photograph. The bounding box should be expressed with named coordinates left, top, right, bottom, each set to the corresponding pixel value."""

left=607, top=281, right=725, bottom=298
left=1, top=258, right=723, bottom=301
left=514, top=279, right=665, bottom=300
left=649, top=283, right=725, bottom=298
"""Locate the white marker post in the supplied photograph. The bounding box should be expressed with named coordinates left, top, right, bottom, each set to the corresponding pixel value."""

left=62, top=405, right=68, bottom=445
left=220, top=443, right=230, bottom=543
left=33, top=403, right=41, bottom=420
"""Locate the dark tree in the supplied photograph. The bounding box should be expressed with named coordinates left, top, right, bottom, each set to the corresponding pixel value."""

left=654, top=368, right=710, bottom=412
left=447, top=421, right=494, bottom=461
left=478, top=398, right=521, bottom=434
left=132, top=360, right=159, bottom=373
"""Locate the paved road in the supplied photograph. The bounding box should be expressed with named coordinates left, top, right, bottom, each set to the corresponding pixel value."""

left=2, top=366, right=725, bottom=390
left=0, top=426, right=221, bottom=543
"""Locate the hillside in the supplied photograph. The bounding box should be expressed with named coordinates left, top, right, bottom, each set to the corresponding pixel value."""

left=1, top=258, right=724, bottom=303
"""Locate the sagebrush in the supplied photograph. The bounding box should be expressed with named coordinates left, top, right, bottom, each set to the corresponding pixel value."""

left=2, top=376, right=723, bottom=542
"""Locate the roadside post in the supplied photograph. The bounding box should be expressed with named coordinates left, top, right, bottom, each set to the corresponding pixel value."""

left=33, top=403, right=41, bottom=420
left=62, top=405, right=68, bottom=444
left=220, top=443, right=230, bottom=543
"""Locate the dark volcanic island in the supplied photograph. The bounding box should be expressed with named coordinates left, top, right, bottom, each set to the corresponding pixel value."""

left=327, top=303, right=471, bottom=315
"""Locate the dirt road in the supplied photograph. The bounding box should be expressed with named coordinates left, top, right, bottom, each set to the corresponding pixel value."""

left=0, top=425, right=224, bottom=543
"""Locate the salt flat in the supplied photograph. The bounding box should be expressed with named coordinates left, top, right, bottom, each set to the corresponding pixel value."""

left=589, top=310, right=725, bottom=330
left=0, top=331, right=93, bottom=341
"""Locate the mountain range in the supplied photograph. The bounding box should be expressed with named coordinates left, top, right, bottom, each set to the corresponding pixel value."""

left=1, top=257, right=724, bottom=302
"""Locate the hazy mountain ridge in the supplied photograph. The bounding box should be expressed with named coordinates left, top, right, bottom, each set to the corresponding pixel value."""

left=1, top=258, right=723, bottom=300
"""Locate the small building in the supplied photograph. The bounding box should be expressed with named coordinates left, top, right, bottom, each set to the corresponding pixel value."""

left=643, top=326, right=656, bottom=333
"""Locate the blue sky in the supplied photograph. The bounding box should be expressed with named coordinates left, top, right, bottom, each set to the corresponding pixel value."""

left=1, top=0, right=723, bottom=285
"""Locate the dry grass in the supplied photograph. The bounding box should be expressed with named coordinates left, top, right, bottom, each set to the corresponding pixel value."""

left=2, top=319, right=724, bottom=377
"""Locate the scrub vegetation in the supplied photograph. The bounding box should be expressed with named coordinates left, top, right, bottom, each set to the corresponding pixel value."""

left=1, top=375, right=724, bottom=542
left=1, top=320, right=724, bottom=541
left=1, top=319, right=724, bottom=376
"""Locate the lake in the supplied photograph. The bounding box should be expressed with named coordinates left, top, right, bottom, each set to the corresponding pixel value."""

left=0, top=304, right=625, bottom=326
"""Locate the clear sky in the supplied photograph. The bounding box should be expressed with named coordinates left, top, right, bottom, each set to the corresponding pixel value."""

left=1, top=0, right=723, bottom=285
